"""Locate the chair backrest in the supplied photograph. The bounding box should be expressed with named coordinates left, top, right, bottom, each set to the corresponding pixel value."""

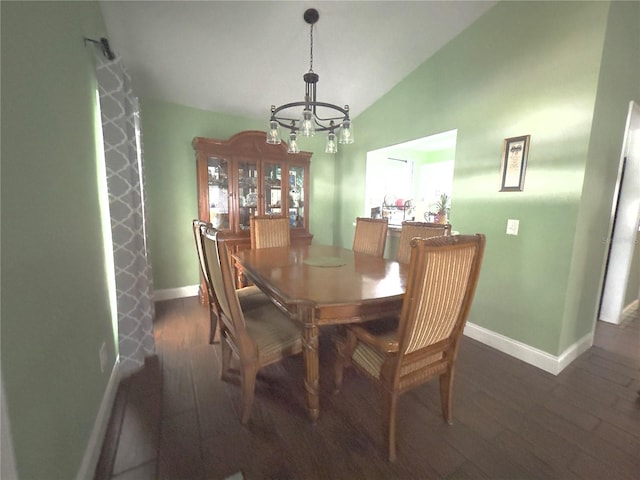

left=396, top=221, right=451, bottom=264
left=193, top=219, right=215, bottom=301
left=250, top=215, right=291, bottom=249
left=395, top=234, right=485, bottom=362
left=192, top=219, right=208, bottom=279
left=353, top=217, right=388, bottom=257
left=201, top=228, right=251, bottom=351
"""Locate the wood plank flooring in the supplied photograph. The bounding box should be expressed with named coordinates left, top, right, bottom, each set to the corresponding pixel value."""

left=95, top=298, right=639, bottom=480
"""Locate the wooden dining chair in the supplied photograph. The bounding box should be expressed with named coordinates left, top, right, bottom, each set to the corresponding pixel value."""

left=353, top=217, right=388, bottom=257
left=192, top=219, right=221, bottom=343
left=193, top=220, right=271, bottom=343
left=334, top=234, right=486, bottom=461
left=201, top=228, right=303, bottom=424
left=354, top=221, right=453, bottom=335
left=250, top=215, right=291, bottom=249
left=396, top=221, right=451, bottom=264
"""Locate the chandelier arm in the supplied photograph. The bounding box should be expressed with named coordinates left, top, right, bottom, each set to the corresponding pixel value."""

left=272, top=118, right=299, bottom=129
left=273, top=122, right=347, bottom=133
left=271, top=101, right=309, bottom=116
left=271, top=101, right=350, bottom=118
left=273, top=103, right=350, bottom=132
left=311, top=101, right=351, bottom=119
left=312, top=119, right=344, bottom=130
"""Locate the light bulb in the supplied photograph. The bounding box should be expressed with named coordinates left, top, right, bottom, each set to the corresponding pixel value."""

left=298, top=109, right=316, bottom=137
left=288, top=132, right=300, bottom=154
left=266, top=120, right=281, bottom=144
left=325, top=131, right=337, bottom=154
left=338, top=119, right=354, bottom=144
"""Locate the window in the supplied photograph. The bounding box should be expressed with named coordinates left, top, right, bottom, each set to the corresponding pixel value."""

left=364, top=130, right=457, bottom=226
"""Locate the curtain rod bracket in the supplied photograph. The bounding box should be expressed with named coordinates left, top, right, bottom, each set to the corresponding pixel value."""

left=84, top=37, right=115, bottom=61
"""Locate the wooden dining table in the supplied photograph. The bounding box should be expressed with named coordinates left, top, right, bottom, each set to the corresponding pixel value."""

left=233, top=244, right=408, bottom=422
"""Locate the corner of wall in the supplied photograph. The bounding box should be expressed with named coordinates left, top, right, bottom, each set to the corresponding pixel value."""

left=464, top=322, right=593, bottom=375
left=76, top=359, right=122, bottom=480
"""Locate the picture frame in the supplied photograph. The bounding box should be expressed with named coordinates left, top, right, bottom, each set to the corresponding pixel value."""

left=499, top=135, right=530, bottom=192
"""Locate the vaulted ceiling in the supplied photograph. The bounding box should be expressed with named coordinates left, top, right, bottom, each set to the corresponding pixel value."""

left=100, top=1, right=497, bottom=124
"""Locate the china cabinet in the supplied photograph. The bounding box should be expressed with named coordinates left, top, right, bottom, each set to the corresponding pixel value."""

left=193, top=130, right=312, bottom=290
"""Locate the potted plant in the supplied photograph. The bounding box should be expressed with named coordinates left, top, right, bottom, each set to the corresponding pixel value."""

left=432, top=192, right=450, bottom=224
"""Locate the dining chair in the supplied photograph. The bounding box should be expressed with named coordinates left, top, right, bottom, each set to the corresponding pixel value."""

left=192, top=219, right=221, bottom=343
left=250, top=215, right=291, bottom=249
left=354, top=220, right=452, bottom=336
left=201, top=228, right=303, bottom=424
left=352, top=217, right=388, bottom=257
left=396, top=221, right=451, bottom=264
left=334, top=233, right=486, bottom=461
left=193, top=220, right=271, bottom=343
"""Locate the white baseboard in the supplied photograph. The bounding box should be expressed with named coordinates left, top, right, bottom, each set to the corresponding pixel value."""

left=153, top=284, right=199, bottom=301
left=556, top=331, right=595, bottom=373
left=463, top=322, right=594, bottom=375
left=76, top=359, right=121, bottom=480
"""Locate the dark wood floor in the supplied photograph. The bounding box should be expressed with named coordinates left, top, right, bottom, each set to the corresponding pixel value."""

left=95, top=298, right=640, bottom=480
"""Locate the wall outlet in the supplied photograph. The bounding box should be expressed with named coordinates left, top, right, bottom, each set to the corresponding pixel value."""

left=506, top=219, right=519, bottom=236
left=99, top=341, right=108, bottom=373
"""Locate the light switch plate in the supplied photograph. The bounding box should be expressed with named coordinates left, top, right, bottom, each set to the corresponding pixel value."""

left=506, top=219, right=519, bottom=235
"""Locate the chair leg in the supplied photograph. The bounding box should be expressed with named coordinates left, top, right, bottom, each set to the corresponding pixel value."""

left=381, top=388, right=399, bottom=462
left=220, top=337, right=232, bottom=381
left=209, top=307, right=220, bottom=344
left=333, top=347, right=346, bottom=394
left=439, top=368, right=455, bottom=425
left=240, top=363, right=258, bottom=425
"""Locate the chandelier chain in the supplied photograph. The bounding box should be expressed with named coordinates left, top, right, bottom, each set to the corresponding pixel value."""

left=309, top=23, right=314, bottom=73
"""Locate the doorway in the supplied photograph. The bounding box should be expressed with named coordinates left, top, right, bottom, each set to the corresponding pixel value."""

left=599, top=101, right=640, bottom=324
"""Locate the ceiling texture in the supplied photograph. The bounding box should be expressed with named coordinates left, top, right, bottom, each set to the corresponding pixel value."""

left=100, top=1, right=497, bottom=126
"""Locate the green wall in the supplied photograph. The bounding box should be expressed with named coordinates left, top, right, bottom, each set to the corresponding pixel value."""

left=1, top=1, right=115, bottom=478
left=140, top=99, right=337, bottom=290
left=561, top=0, right=640, bottom=350
left=336, top=1, right=638, bottom=356
left=141, top=100, right=261, bottom=290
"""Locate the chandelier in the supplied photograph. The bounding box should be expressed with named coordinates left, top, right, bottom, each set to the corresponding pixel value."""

left=266, top=8, right=354, bottom=154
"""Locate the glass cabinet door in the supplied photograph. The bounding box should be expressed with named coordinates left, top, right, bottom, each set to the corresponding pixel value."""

left=194, top=132, right=312, bottom=291
left=288, top=164, right=305, bottom=228
left=263, top=162, right=283, bottom=216
left=207, top=156, right=230, bottom=230
left=237, top=159, right=258, bottom=231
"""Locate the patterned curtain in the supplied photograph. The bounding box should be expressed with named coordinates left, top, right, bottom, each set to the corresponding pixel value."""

left=95, top=54, right=155, bottom=374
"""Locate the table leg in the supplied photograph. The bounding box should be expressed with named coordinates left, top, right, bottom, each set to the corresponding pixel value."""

left=301, top=309, right=320, bottom=423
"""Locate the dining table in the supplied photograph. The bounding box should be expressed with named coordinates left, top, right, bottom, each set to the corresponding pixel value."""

left=233, top=243, right=408, bottom=422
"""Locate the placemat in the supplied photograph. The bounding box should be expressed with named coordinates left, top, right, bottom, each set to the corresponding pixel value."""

left=303, top=256, right=347, bottom=267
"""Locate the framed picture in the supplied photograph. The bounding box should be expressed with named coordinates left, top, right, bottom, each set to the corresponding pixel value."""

left=500, top=135, right=530, bottom=191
